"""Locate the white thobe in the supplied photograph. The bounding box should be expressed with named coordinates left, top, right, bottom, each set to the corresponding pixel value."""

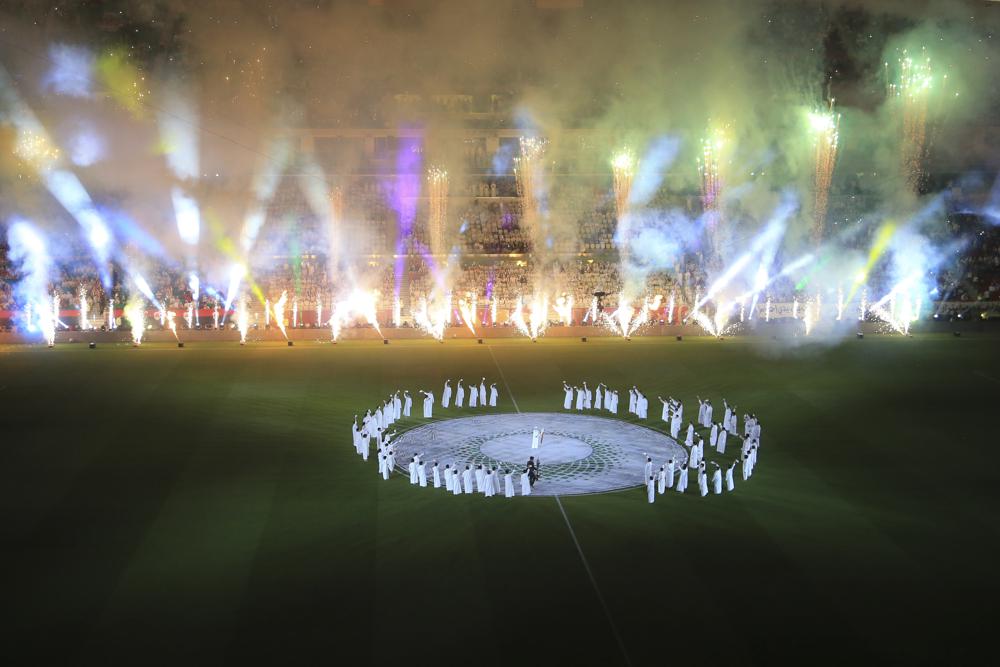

left=456, top=384, right=465, bottom=407
left=666, top=461, right=675, bottom=488
left=595, top=387, right=603, bottom=410
left=463, top=469, right=474, bottom=493
left=712, top=469, right=722, bottom=494
left=469, top=389, right=478, bottom=408
left=531, top=428, right=540, bottom=449
left=504, top=473, right=514, bottom=497
left=583, top=388, right=592, bottom=409
left=647, top=479, right=656, bottom=503
left=563, top=385, right=573, bottom=409
left=629, top=390, right=637, bottom=414
left=575, top=389, right=584, bottom=410
left=423, top=394, right=434, bottom=418
left=670, top=416, right=680, bottom=438
left=483, top=472, right=494, bottom=497
left=717, top=430, right=727, bottom=454
left=417, top=463, right=427, bottom=487
left=660, top=400, right=670, bottom=422
left=403, top=394, right=412, bottom=417
left=394, top=396, right=402, bottom=420
left=381, top=458, right=390, bottom=480
left=677, top=467, right=688, bottom=493
left=409, top=461, right=418, bottom=484
left=698, top=470, right=709, bottom=497
left=521, top=472, right=531, bottom=496
left=726, top=466, right=735, bottom=492
left=489, top=386, right=498, bottom=406
left=432, top=465, right=441, bottom=488
left=643, top=460, right=653, bottom=481
left=697, top=401, right=705, bottom=425
left=475, top=467, right=485, bottom=492
left=479, top=383, right=487, bottom=405
left=657, top=468, right=666, bottom=494
left=444, top=467, right=453, bottom=491
left=442, top=382, right=452, bottom=408
left=705, top=404, right=714, bottom=427
left=610, top=392, right=618, bottom=413
left=685, top=425, right=694, bottom=447
left=452, top=472, right=463, bottom=495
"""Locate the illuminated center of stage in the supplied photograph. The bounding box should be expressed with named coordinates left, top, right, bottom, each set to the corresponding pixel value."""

left=390, top=412, right=687, bottom=496
left=480, top=433, right=592, bottom=465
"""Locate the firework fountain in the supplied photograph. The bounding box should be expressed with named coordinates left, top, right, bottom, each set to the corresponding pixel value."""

left=414, top=294, right=451, bottom=341
left=427, top=167, right=449, bottom=257
left=809, top=101, right=840, bottom=244
left=272, top=290, right=288, bottom=339
left=611, top=148, right=636, bottom=265
left=237, top=298, right=250, bottom=344
left=124, top=299, right=144, bottom=345
left=887, top=48, right=941, bottom=194
left=510, top=295, right=549, bottom=340
left=457, top=294, right=478, bottom=335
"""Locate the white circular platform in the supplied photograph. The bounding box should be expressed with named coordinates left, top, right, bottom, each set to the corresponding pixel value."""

left=390, top=412, right=687, bottom=496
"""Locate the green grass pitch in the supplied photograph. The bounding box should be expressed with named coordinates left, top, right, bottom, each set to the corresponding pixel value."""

left=2, top=334, right=997, bottom=664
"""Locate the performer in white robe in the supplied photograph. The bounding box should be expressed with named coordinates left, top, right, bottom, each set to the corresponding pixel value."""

left=710, top=424, right=719, bottom=449
left=563, top=382, right=573, bottom=410
left=475, top=464, right=485, bottom=492
left=469, top=386, right=479, bottom=408
left=489, top=383, right=498, bottom=407
left=639, top=392, right=648, bottom=419
left=698, top=466, right=709, bottom=497
left=408, top=458, right=418, bottom=484
left=420, top=390, right=434, bottom=418
left=657, top=466, right=667, bottom=494
left=531, top=427, right=541, bottom=449
left=483, top=469, right=495, bottom=497
left=504, top=470, right=514, bottom=498
left=452, top=469, right=463, bottom=495
left=521, top=470, right=532, bottom=496
left=696, top=398, right=705, bottom=426
left=456, top=380, right=465, bottom=408
left=711, top=464, right=722, bottom=494
left=717, top=428, right=728, bottom=454
left=575, top=386, right=584, bottom=410
left=676, top=465, right=688, bottom=492
left=670, top=412, right=681, bottom=439
left=442, top=380, right=452, bottom=408
left=403, top=391, right=412, bottom=417
left=479, top=379, right=487, bottom=406
left=629, top=388, right=637, bottom=414
left=609, top=390, right=619, bottom=414
left=704, top=401, right=714, bottom=427
left=394, top=393, right=402, bottom=421
left=462, top=466, right=474, bottom=494
left=723, top=401, right=731, bottom=429
left=583, top=382, right=592, bottom=409
left=647, top=476, right=656, bottom=503
left=685, top=423, right=695, bottom=447
left=595, top=383, right=604, bottom=410
left=417, top=460, right=428, bottom=487
left=725, top=461, right=736, bottom=492
left=666, top=459, right=676, bottom=489
left=443, top=464, right=452, bottom=491
left=659, top=397, right=670, bottom=423
left=643, top=456, right=654, bottom=482
left=382, top=455, right=392, bottom=480
left=375, top=406, right=384, bottom=431
left=386, top=446, right=396, bottom=470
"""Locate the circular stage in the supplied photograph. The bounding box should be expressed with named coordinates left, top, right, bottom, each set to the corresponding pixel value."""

left=390, top=412, right=687, bottom=496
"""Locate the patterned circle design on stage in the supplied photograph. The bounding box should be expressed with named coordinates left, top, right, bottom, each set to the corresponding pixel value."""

left=390, top=412, right=688, bottom=496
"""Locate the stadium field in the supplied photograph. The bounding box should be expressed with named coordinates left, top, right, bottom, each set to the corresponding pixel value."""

left=2, top=334, right=997, bottom=665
